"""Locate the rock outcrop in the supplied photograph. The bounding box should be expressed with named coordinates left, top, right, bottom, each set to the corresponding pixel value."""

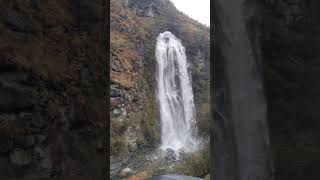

left=212, top=0, right=273, bottom=180
left=260, top=0, right=320, bottom=179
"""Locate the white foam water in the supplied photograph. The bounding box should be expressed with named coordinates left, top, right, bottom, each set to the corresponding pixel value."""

left=155, top=31, right=198, bottom=153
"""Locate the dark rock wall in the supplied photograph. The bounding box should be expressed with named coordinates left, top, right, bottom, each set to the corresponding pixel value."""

left=0, top=0, right=107, bottom=179
left=213, top=0, right=320, bottom=179
left=212, top=0, right=273, bottom=179
left=260, top=0, right=320, bottom=179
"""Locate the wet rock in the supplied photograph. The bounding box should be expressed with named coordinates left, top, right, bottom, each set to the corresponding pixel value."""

left=165, top=148, right=176, bottom=162
left=119, top=167, right=133, bottom=178
left=10, top=149, right=32, bottom=166
left=145, top=8, right=155, bottom=17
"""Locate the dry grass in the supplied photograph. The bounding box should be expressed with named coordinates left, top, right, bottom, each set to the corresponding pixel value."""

left=129, top=170, right=154, bottom=180
left=175, top=145, right=210, bottom=178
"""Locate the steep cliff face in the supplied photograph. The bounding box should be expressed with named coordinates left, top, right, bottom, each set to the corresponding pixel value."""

left=212, top=1, right=273, bottom=180
left=110, top=0, right=210, bottom=163
left=260, top=0, right=320, bottom=179
left=0, top=1, right=107, bottom=179
left=214, top=0, right=320, bottom=179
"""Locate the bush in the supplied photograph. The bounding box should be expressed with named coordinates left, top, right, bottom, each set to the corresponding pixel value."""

left=175, top=145, right=210, bottom=177
left=110, top=119, right=129, bottom=157
left=110, top=135, right=128, bottom=157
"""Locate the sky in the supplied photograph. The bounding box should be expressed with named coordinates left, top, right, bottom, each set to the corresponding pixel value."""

left=170, top=0, right=210, bottom=26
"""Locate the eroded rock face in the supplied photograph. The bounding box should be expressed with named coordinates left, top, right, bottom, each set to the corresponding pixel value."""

left=212, top=0, right=273, bottom=180
left=260, top=1, right=320, bottom=179
left=128, top=0, right=161, bottom=17
left=0, top=0, right=107, bottom=179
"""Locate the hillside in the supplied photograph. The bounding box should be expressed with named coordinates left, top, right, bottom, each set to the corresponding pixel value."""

left=110, top=0, right=210, bottom=179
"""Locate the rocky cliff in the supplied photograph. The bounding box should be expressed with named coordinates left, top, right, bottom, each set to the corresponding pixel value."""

left=0, top=1, right=107, bottom=179
left=260, top=0, right=320, bottom=179
left=212, top=1, right=274, bottom=179
left=213, top=0, right=320, bottom=179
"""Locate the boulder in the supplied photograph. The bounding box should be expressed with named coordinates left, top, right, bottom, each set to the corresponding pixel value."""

left=165, top=148, right=176, bottom=162
left=119, top=167, right=133, bottom=178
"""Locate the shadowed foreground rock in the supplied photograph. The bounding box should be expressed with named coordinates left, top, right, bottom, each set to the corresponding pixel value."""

left=0, top=0, right=107, bottom=179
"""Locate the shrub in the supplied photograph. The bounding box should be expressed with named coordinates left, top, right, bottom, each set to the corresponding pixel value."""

left=110, top=135, right=128, bottom=157
left=110, top=119, right=129, bottom=157
left=175, top=145, right=210, bottom=177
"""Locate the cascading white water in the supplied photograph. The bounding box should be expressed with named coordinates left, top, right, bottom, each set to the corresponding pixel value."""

left=155, top=31, right=198, bottom=153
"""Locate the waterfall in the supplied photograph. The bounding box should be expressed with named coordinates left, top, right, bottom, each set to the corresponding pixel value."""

left=155, top=31, right=198, bottom=153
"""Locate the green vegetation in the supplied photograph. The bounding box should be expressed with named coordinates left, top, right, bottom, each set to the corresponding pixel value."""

left=175, top=145, right=210, bottom=177
left=110, top=135, right=128, bottom=157
left=110, top=119, right=129, bottom=157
